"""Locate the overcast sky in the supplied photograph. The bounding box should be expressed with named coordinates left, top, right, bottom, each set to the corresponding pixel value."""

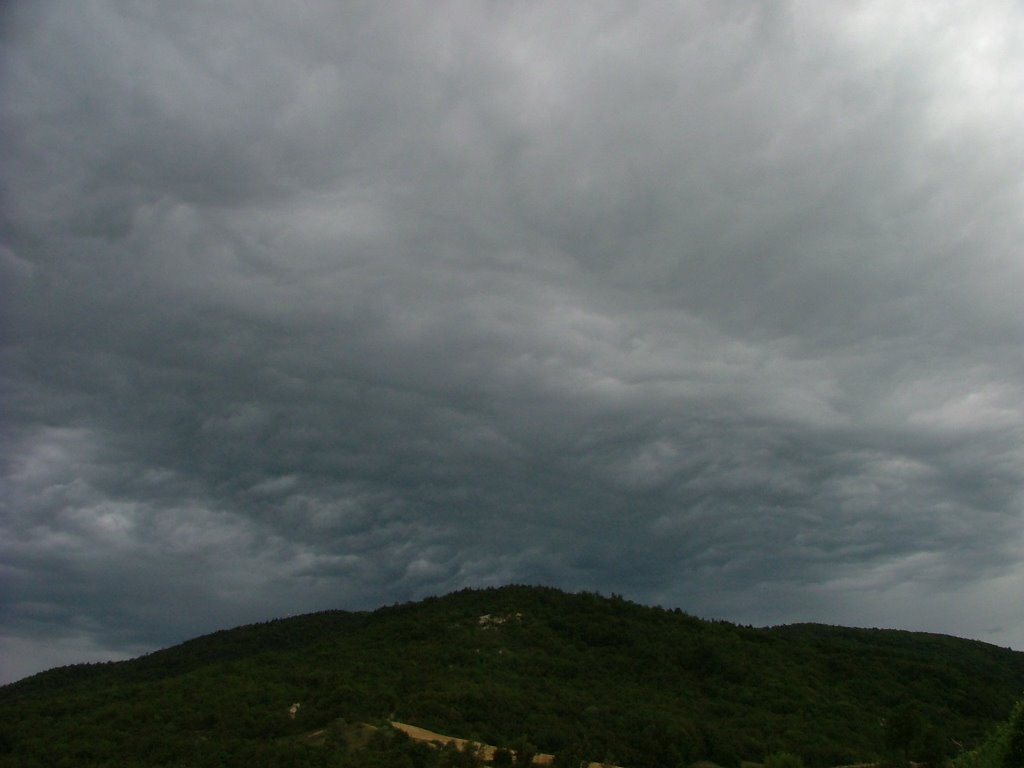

left=2, top=0, right=1024, bottom=685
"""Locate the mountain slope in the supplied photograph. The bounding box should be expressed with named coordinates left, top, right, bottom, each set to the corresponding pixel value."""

left=1, top=585, right=1022, bottom=767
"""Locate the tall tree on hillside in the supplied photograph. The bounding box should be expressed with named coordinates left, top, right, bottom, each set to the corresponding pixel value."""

left=885, top=706, right=923, bottom=766
left=512, top=738, right=537, bottom=768
left=552, top=743, right=586, bottom=768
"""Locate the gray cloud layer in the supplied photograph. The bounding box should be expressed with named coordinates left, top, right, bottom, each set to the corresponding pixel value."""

left=3, top=1, right=1024, bottom=683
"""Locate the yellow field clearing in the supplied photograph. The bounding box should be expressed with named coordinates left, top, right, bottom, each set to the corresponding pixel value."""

left=390, top=721, right=618, bottom=768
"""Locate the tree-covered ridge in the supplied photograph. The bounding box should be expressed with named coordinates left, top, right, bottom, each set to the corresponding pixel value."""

left=1, top=585, right=1022, bottom=768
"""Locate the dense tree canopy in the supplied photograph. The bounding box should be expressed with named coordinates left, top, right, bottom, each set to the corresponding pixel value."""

left=1, top=586, right=1022, bottom=768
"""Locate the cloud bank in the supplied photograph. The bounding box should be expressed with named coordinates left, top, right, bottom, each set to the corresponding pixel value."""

left=2, top=0, right=1024, bottom=683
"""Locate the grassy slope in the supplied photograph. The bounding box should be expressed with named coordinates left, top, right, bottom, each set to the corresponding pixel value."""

left=1, top=585, right=1022, bottom=768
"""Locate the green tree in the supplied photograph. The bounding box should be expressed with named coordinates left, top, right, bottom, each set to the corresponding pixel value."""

left=1005, top=699, right=1024, bottom=768
left=436, top=740, right=484, bottom=768
left=917, top=726, right=949, bottom=768
left=764, top=751, right=804, bottom=768
left=511, top=737, right=537, bottom=768
left=885, top=706, right=923, bottom=766
left=552, top=744, right=586, bottom=768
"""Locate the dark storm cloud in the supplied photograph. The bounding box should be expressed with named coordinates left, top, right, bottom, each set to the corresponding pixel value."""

left=3, top=1, right=1024, bottom=682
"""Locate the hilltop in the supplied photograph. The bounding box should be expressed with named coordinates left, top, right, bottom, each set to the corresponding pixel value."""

left=1, top=585, right=1022, bottom=767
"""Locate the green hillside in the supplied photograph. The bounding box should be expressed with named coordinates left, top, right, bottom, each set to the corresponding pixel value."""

left=1, top=585, right=1022, bottom=768
left=952, top=697, right=1024, bottom=768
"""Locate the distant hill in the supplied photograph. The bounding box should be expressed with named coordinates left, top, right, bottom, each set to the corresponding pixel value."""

left=1, top=585, right=1022, bottom=768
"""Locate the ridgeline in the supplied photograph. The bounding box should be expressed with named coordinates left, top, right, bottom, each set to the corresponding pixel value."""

left=1, top=585, right=1022, bottom=767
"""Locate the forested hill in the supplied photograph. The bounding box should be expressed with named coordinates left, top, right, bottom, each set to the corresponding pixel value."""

left=2, top=585, right=1023, bottom=768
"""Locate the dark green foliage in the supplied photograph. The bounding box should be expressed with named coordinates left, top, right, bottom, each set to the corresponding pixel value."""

left=436, top=740, right=485, bottom=768
left=885, top=705, right=924, bottom=765
left=552, top=743, right=586, bottom=768
left=1, top=586, right=1023, bottom=768
left=509, top=737, right=537, bottom=768
left=1005, top=700, right=1024, bottom=768
left=764, top=751, right=805, bottom=768
left=952, top=697, right=1024, bottom=768
left=338, top=727, right=482, bottom=768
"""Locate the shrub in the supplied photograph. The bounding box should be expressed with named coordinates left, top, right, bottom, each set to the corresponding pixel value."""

left=763, top=751, right=804, bottom=768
